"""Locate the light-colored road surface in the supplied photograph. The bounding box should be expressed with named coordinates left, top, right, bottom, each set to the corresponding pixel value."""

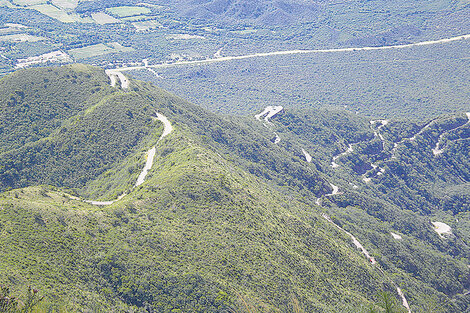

left=255, top=105, right=284, bottom=124
left=362, top=120, right=389, bottom=181
left=147, top=67, right=163, bottom=79
left=106, top=70, right=117, bottom=87
left=371, top=119, right=389, bottom=142
left=331, top=144, right=353, bottom=168
left=388, top=117, right=436, bottom=160
left=432, top=112, right=470, bottom=156
left=302, top=148, right=312, bottom=163
left=85, top=112, right=173, bottom=205
left=105, top=69, right=130, bottom=89
left=322, top=214, right=375, bottom=264
left=397, top=287, right=412, bottom=313
left=135, top=147, right=157, bottom=187
left=155, top=112, right=173, bottom=138
left=322, top=213, right=412, bottom=312
left=328, top=183, right=340, bottom=196
left=214, top=46, right=224, bottom=58
left=332, top=120, right=388, bottom=178
left=255, top=106, right=284, bottom=144
left=432, top=221, right=452, bottom=237
left=388, top=112, right=470, bottom=159
left=85, top=193, right=126, bottom=206
left=135, top=112, right=173, bottom=186
left=112, top=34, right=470, bottom=72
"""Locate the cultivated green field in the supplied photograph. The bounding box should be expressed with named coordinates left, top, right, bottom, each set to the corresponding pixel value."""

left=91, top=12, right=119, bottom=25
left=132, top=19, right=162, bottom=31
left=0, top=34, right=46, bottom=42
left=68, top=43, right=133, bottom=59
left=30, top=4, right=82, bottom=23
left=51, top=0, right=78, bottom=10
left=12, top=0, right=45, bottom=6
left=106, top=6, right=151, bottom=18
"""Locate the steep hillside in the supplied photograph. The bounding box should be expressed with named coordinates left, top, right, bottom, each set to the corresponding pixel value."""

left=259, top=107, right=470, bottom=309
left=0, top=64, right=111, bottom=153
left=0, top=66, right=469, bottom=312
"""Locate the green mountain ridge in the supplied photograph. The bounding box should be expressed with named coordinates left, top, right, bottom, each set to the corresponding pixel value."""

left=0, top=65, right=469, bottom=312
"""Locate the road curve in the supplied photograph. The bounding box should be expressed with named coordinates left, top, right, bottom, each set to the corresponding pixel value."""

left=255, top=106, right=284, bottom=144
left=85, top=112, right=173, bottom=205
left=432, top=112, right=470, bottom=156
left=135, top=112, right=173, bottom=187
left=105, top=69, right=129, bottom=89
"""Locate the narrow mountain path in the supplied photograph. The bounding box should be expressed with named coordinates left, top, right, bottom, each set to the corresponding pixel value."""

left=135, top=112, right=173, bottom=186
left=214, top=46, right=224, bottom=58
left=288, top=114, right=411, bottom=311
left=432, top=112, right=470, bottom=156
left=331, top=144, right=354, bottom=168
left=301, top=148, right=312, bottom=163
left=327, top=183, right=341, bottom=196
left=362, top=120, right=388, bottom=182
left=330, top=112, right=469, bottom=183
left=255, top=105, right=284, bottom=124
left=322, top=213, right=375, bottom=264
left=112, top=34, right=470, bottom=72
left=330, top=120, right=388, bottom=171
left=85, top=112, right=173, bottom=205
left=147, top=67, right=163, bottom=79
left=371, top=119, right=389, bottom=141
left=255, top=106, right=283, bottom=144
left=391, top=119, right=437, bottom=159
left=315, top=182, right=342, bottom=205
left=322, top=213, right=412, bottom=312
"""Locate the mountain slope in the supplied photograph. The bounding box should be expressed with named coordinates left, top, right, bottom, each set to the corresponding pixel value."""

left=0, top=65, right=469, bottom=312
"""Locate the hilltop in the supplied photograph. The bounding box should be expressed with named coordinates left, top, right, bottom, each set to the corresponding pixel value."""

left=0, top=65, right=469, bottom=312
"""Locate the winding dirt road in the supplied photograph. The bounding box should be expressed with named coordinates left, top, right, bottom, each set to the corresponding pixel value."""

left=86, top=111, right=173, bottom=205
left=432, top=112, right=470, bottom=156
left=255, top=106, right=284, bottom=144
left=105, top=69, right=130, bottom=89
left=331, top=144, right=353, bottom=168
left=135, top=113, right=173, bottom=186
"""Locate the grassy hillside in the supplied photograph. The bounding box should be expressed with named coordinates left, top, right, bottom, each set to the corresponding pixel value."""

left=0, top=145, right=392, bottom=312
left=0, top=65, right=469, bottom=312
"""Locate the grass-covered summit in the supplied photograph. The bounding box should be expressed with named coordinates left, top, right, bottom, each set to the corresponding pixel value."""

left=0, top=65, right=468, bottom=312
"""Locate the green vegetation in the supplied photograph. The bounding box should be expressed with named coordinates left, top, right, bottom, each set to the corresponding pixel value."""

left=0, top=34, right=46, bottom=42
left=143, top=43, right=470, bottom=119
left=0, top=64, right=110, bottom=153
left=11, top=0, right=45, bottom=6
left=91, top=12, right=119, bottom=25
left=51, top=0, right=78, bottom=10
left=68, top=43, right=133, bottom=59
left=0, top=1, right=467, bottom=310
left=106, top=6, right=151, bottom=18
left=0, top=0, right=467, bottom=130
left=0, top=285, right=44, bottom=313
left=30, top=4, right=83, bottom=23
left=132, top=19, right=162, bottom=31
left=0, top=66, right=469, bottom=312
